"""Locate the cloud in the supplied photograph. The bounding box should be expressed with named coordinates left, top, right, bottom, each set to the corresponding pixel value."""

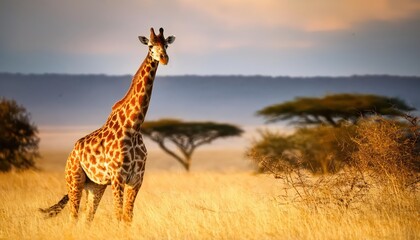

left=2, top=0, right=420, bottom=75
left=178, top=0, right=420, bottom=31
left=4, top=0, right=419, bottom=55
left=166, top=0, right=420, bottom=55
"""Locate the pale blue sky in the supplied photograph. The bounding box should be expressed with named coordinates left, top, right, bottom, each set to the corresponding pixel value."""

left=1, top=0, right=420, bottom=76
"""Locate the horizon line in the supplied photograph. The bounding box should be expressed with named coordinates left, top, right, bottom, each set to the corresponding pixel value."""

left=1, top=72, right=420, bottom=79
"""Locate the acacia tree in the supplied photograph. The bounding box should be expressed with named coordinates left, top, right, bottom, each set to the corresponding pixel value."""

left=249, top=93, right=416, bottom=174
left=141, top=119, right=243, bottom=171
left=257, top=94, right=414, bottom=127
left=0, top=98, right=39, bottom=172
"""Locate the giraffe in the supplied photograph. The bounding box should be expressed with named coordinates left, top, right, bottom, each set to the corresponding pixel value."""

left=40, top=27, right=175, bottom=223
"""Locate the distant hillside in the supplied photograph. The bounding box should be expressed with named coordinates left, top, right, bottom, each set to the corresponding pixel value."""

left=1, top=73, right=419, bottom=127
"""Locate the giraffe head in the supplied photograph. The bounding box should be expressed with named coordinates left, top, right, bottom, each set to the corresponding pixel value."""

left=138, top=28, right=175, bottom=65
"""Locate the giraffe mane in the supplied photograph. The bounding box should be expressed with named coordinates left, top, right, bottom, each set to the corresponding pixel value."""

left=112, top=78, right=136, bottom=110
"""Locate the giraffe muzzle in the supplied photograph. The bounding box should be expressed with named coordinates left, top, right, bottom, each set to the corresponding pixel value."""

left=160, top=55, right=169, bottom=65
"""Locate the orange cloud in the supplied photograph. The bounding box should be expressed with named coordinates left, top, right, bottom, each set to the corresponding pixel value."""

left=179, top=0, right=420, bottom=31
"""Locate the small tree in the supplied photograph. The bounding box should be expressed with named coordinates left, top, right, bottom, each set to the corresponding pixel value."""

left=0, top=98, right=40, bottom=172
left=257, top=94, right=414, bottom=127
left=141, top=119, right=243, bottom=171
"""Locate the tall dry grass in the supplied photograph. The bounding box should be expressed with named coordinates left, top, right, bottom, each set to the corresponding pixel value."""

left=0, top=170, right=418, bottom=240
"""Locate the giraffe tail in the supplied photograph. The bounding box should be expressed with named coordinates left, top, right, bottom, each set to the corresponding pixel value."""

left=39, top=194, right=69, bottom=218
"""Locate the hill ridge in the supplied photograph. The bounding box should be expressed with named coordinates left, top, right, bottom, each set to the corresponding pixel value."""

left=1, top=73, right=419, bottom=126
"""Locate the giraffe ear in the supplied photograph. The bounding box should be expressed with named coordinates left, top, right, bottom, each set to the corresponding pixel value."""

left=138, top=36, right=149, bottom=45
left=166, top=36, right=176, bottom=44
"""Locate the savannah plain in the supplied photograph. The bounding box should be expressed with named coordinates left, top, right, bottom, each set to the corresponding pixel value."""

left=2, top=0, right=420, bottom=238
left=1, top=148, right=419, bottom=240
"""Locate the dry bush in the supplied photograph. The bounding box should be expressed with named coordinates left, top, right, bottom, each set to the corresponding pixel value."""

left=291, top=125, right=357, bottom=174
left=351, top=116, right=419, bottom=192
left=249, top=115, right=419, bottom=210
left=247, top=125, right=357, bottom=174
left=249, top=151, right=370, bottom=210
left=246, top=130, right=297, bottom=173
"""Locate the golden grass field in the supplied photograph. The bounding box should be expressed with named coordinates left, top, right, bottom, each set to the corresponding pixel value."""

left=0, top=150, right=419, bottom=240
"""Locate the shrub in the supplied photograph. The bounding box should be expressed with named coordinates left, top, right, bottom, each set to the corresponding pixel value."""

left=291, top=125, right=357, bottom=173
left=0, top=98, right=39, bottom=172
left=247, top=124, right=357, bottom=174
left=251, top=115, right=419, bottom=210
left=247, top=130, right=297, bottom=173
left=351, top=117, right=419, bottom=191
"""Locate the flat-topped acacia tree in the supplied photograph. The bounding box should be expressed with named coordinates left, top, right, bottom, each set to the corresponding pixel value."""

left=257, top=93, right=415, bottom=127
left=141, top=119, right=243, bottom=171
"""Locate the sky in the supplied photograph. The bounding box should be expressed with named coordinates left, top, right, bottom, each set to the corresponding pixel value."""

left=1, top=0, right=420, bottom=76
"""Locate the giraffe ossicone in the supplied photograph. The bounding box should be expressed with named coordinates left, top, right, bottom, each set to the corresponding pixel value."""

left=39, top=27, right=175, bottom=223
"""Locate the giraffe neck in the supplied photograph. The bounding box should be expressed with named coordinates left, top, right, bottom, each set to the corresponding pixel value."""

left=108, top=54, right=159, bottom=130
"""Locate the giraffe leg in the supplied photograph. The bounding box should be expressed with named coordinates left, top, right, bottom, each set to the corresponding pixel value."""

left=65, top=158, right=86, bottom=220
left=111, top=179, right=124, bottom=221
left=123, top=163, right=146, bottom=223
left=82, top=188, right=88, bottom=212
left=85, top=182, right=107, bottom=222
left=123, top=184, right=141, bottom=223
